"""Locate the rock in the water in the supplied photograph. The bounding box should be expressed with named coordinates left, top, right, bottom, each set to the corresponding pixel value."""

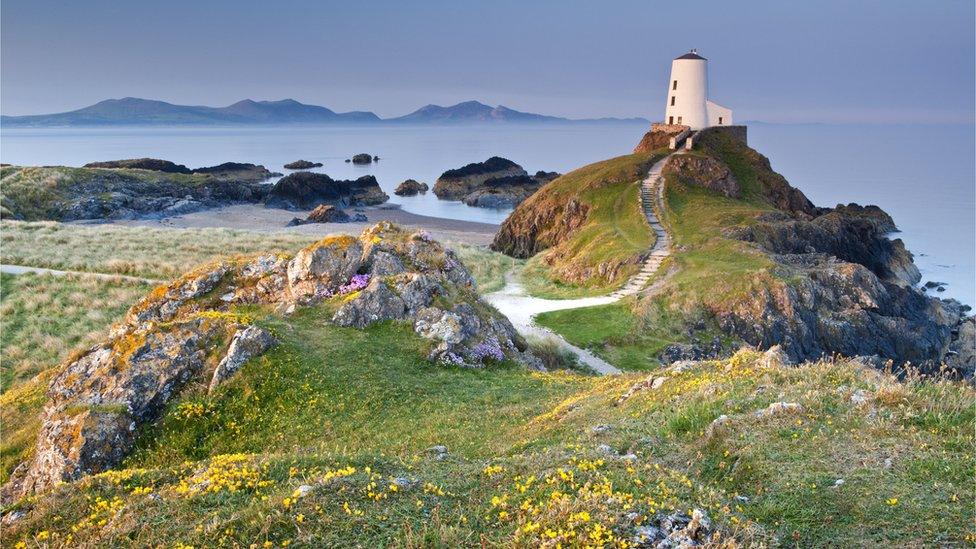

left=85, top=158, right=192, bottom=174
left=433, top=157, right=527, bottom=200
left=461, top=172, right=558, bottom=209
left=284, top=159, right=323, bottom=170
left=264, top=172, right=388, bottom=210
left=351, top=153, right=373, bottom=164
left=394, top=179, right=429, bottom=196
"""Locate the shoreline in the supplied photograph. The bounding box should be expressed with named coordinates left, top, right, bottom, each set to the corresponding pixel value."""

left=81, top=203, right=500, bottom=246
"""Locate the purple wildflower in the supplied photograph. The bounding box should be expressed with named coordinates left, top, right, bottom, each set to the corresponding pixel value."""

left=471, top=337, right=505, bottom=363
left=338, top=274, right=370, bottom=295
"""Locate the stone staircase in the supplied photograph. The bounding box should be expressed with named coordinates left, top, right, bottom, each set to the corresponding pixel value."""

left=610, top=154, right=673, bottom=299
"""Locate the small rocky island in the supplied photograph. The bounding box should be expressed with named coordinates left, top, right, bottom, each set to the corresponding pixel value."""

left=463, top=171, right=559, bottom=209
left=283, top=159, right=323, bottom=170
left=394, top=179, right=429, bottom=196
left=433, top=157, right=557, bottom=209
left=351, top=153, right=376, bottom=164
left=263, top=171, right=389, bottom=210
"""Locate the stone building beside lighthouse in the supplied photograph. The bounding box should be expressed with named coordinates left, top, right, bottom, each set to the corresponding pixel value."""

left=664, top=49, right=732, bottom=129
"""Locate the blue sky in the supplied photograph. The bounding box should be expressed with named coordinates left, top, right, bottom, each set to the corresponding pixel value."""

left=2, top=0, right=973, bottom=123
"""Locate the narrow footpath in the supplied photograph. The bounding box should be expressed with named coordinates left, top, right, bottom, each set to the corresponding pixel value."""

left=0, top=264, right=161, bottom=284
left=485, top=153, right=676, bottom=375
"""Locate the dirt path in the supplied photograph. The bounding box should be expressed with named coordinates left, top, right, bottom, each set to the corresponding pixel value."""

left=485, top=153, right=675, bottom=375
left=0, top=264, right=162, bottom=284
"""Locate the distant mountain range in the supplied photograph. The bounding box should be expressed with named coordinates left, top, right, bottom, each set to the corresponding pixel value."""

left=1, top=98, right=648, bottom=127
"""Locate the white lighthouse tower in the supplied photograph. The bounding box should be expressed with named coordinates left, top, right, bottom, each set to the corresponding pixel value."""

left=663, top=50, right=732, bottom=130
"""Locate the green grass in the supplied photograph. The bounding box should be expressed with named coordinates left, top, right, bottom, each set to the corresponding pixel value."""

left=1, top=221, right=506, bottom=295
left=0, top=370, right=53, bottom=484
left=448, top=242, right=521, bottom=294
left=514, top=152, right=663, bottom=298
left=1, top=200, right=973, bottom=545
left=128, top=306, right=590, bottom=465
left=0, top=272, right=152, bottom=391
left=1, top=221, right=321, bottom=280
left=4, top=350, right=972, bottom=547
left=535, top=134, right=791, bottom=369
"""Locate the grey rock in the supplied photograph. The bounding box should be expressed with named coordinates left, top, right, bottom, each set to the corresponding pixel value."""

left=208, top=326, right=275, bottom=394
left=756, top=401, right=804, bottom=418
left=332, top=279, right=406, bottom=328
left=287, top=237, right=363, bottom=301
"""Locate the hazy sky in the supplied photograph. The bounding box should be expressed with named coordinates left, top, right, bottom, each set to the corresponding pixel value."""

left=2, top=0, right=974, bottom=123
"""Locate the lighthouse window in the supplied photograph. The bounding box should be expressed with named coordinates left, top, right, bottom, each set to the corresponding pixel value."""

left=672, top=80, right=677, bottom=90
left=670, top=96, right=675, bottom=106
left=718, top=117, right=724, bottom=124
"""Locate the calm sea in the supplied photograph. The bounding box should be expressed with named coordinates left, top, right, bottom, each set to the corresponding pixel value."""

left=1, top=123, right=973, bottom=305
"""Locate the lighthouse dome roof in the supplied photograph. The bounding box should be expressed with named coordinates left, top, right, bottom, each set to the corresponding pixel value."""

left=675, top=50, right=706, bottom=60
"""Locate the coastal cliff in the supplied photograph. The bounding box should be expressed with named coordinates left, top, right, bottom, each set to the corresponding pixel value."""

left=501, top=127, right=973, bottom=372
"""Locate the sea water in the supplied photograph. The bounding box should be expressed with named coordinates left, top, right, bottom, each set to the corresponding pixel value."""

left=2, top=123, right=972, bottom=304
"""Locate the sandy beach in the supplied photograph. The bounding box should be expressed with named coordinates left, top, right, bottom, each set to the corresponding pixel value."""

left=94, top=203, right=500, bottom=246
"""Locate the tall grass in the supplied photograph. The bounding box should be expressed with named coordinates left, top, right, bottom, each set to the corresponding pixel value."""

left=0, top=272, right=151, bottom=391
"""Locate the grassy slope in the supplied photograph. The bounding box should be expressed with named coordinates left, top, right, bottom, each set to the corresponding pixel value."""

left=1, top=221, right=320, bottom=280
left=0, top=272, right=152, bottom=391
left=516, top=153, right=663, bottom=298
left=448, top=242, right=521, bottom=294
left=1, top=221, right=510, bottom=294
left=538, top=137, right=782, bottom=370
left=129, top=305, right=589, bottom=465
left=0, top=224, right=509, bottom=484
left=4, top=349, right=972, bottom=547
left=1, top=222, right=973, bottom=546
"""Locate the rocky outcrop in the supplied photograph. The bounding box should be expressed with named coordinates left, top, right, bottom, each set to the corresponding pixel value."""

left=632, top=124, right=688, bottom=153
left=715, top=253, right=968, bottom=373
left=264, top=172, right=388, bottom=210
left=351, top=153, right=373, bottom=164
left=190, top=162, right=278, bottom=179
left=696, top=128, right=816, bottom=216
left=84, top=158, right=192, bottom=174
left=462, top=171, right=559, bottom=209
left=1, top=223, right=532, bottom=504
left=286, top=204, right=367, bottom=225
left=0, top=163, right=275, bottom=221
left=433, top=157, right=527, bottom=200
left=284, top=160, right=323, bottom=170
left=394, top=179, right=429, bottom=196
left=1, top=311, right=268, bottom=503
left=730, top=207, right=920, bottom=287
left=663, top=155, right=739, bottom=198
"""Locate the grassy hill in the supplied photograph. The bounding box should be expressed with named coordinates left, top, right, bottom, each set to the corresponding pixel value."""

left=1, top=223, right=972, bottom=547
left=492, top=153, right=664, bottom=298
left=3, top=342, right=971, bottom=546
